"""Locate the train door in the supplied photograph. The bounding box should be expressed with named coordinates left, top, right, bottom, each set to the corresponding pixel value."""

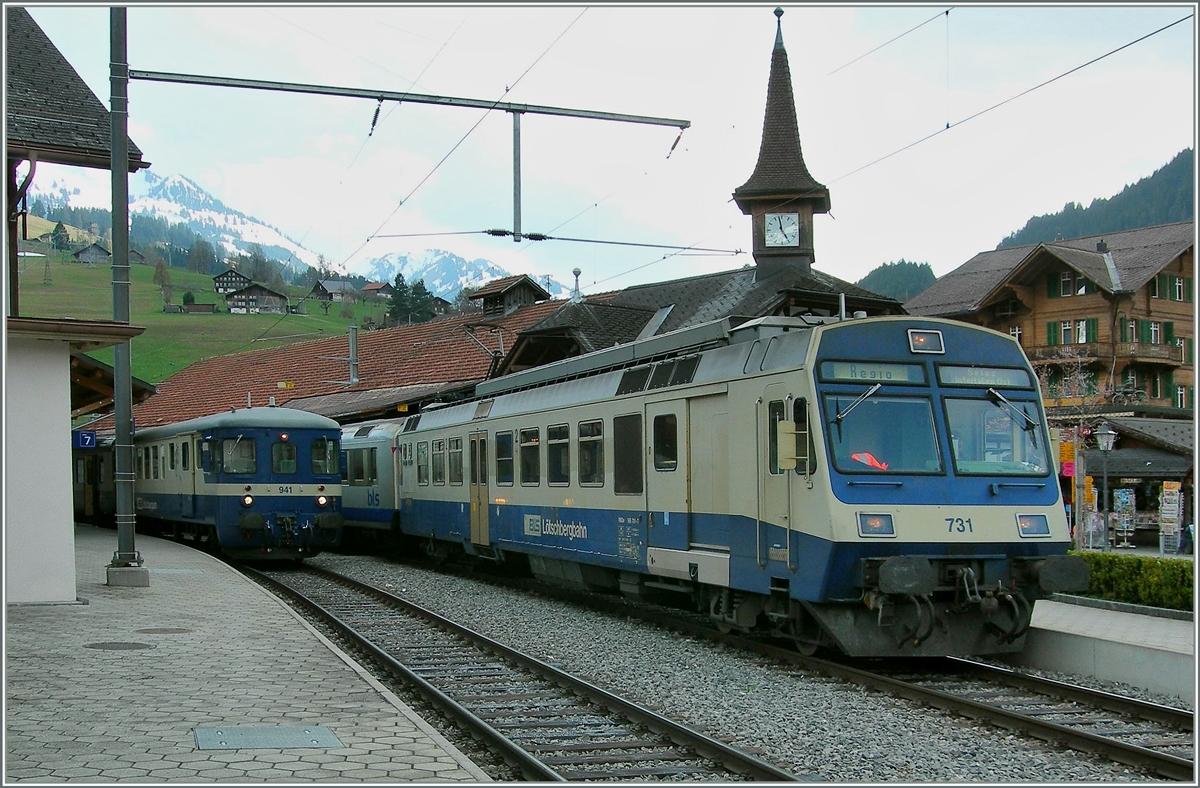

left=758, top=383, right=792, bottom=566
left=645, top=399, right=690, bottom=550
left=182, top=437, right=197, bottom=517
left=688, top=394, right=728, bottom=549
left=82, top=454, right=100, bottom=518
left=469, top=431, right=489, bottom=546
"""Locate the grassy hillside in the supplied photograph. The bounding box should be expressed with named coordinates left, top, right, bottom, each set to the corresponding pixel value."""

left=16, top=258, right=388, bottom=383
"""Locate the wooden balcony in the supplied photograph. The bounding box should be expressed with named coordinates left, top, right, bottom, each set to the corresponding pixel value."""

left=1027, top=342, right=1184, bottom=367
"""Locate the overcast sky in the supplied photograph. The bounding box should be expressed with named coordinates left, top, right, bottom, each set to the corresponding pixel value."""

left=23, top=3, right=1197, bottom=294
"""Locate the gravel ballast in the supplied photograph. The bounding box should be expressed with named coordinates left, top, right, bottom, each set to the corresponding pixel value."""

left=311, top=553, right=1174, bottom=782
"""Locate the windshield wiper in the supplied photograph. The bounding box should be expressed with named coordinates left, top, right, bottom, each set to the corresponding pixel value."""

left=986, top=388, right=1038, bottom=432
left=834, top=383, right=882, bottom=425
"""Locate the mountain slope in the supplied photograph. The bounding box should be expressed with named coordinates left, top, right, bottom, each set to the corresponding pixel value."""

left=353, top=249, right=569, bottom=300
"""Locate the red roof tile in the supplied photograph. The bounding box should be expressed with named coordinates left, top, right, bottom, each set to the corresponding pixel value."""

left=118, top=300, right=564, bottom=429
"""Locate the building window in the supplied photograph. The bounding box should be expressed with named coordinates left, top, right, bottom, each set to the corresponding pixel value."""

left=1149, top=276, right=1160, bottom=298
left=1060, top=322, right=1074, bottom=345
left=1059, top=271, right=1073, bottom=297
left=1151, top=322, right=1162, bottom=344
left=1009, top=325, right=1022, bottom=345
left=1150, top=373, right=1163, bottom=400
left=1174, top=276, right=1186, bottom=301
left=1177, top=385, right=1188, bottom=409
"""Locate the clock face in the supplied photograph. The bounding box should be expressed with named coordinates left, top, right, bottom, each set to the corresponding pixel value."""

left=764, top=212, right=800, bottom=247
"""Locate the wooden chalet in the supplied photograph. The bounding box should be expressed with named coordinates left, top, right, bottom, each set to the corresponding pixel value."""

left=226, top=283, right=289, bottom=315
left=213, top=268, right=253, bottom=295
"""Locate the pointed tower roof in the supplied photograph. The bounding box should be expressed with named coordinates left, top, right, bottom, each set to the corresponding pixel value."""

left=733, top=8, right=829, bottom=215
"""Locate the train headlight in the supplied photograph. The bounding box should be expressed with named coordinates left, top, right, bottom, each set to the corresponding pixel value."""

left=316, top=495, right=329, bottom=508
left=241, top=494, right=255, bottom=507
left=858, top=513, right=895, bottom=537
left=1017, top=514, right=1050, bottom=537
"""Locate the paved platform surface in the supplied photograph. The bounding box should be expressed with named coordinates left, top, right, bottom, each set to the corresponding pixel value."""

left=4, top=525, right=491, bottom=782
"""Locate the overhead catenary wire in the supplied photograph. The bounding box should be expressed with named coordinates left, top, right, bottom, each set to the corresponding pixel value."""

left=827, top=7, right=953, bottom=76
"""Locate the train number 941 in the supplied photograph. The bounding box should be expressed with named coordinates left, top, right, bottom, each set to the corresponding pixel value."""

left=946, top=517, right=974, bottom=533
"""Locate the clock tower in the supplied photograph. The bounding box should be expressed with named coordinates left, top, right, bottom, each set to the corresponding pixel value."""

left=733, top=7, right=830, bottom=280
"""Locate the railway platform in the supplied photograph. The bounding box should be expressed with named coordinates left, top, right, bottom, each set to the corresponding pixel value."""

left=4, top=524, right=491, bottom=783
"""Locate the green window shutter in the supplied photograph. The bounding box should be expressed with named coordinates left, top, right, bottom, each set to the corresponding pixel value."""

left=1119, top=317, right=1127, bottom=343
left=1046, top=322, right=1059, bottom=346
left=1047, top=272, right=1059, bottom=298
left=1086, top=318, right=1098, bottom=343
left=1156, top=273, right=1169, bottom=298
left=1138, top=319, right=1151, bottom=343
left=1188, top=338, right=1194, bottom=365
left=1186, top=277, right=1193, bottom=303
left=1165, top=322, right=1175, bottom=344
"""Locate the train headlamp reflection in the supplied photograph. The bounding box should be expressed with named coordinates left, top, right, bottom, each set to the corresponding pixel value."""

left=858, top=513, right=895, bottom=537
left=241, top=494, right=255, bottom=507
left=1017, top=514, right=1050, bottom=537
left=908, top=329, right=944, bottom=354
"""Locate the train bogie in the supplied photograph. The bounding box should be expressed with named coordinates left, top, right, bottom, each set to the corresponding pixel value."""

left=341, top=315, right=1089, bottom=657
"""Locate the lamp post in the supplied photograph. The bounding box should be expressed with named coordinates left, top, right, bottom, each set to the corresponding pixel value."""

left=1095, top=421, right=1117, bottom=551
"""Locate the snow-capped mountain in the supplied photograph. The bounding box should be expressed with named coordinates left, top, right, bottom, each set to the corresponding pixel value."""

left=28, top=168, right=565, bottom=299
left=351, top=250, right=569, bottom=301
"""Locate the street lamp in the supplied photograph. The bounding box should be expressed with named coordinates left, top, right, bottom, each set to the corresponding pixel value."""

left=1094, top=421, right=1118, bottom=550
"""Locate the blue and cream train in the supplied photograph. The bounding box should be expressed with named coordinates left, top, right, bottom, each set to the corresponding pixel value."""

left=342, top=313, right=1088, bottom=657
left=75, top=407, right=344, bottom=560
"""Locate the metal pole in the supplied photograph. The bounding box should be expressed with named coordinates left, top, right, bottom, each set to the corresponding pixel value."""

left=109, top=7, right=143, bottom=575
left=512, top=111, right=522, bottom=242
left=1101, top=448, right=1109, bottom=552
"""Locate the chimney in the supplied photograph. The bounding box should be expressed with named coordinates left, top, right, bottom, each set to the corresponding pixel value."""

left=1096, top=240, right=1108, bottom=253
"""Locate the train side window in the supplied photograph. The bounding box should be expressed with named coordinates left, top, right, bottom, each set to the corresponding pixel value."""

left=578, top=420, right=604, bottom=486
left=152, top=446, right=160, bottom=479
left=448, top=438, right=463, bottom=485
left=613, top=414, right=643, bottom=494
left=495, top=431, right=514, bottom=485
left=311, top=438, right=340, bottom=475
left=181, top=441, right=189, bottom=471
left=136, top=448, right=144, bottom=479
left=222, top=437, right=256, bottom=474
left=793, top=398, right=817, bottom=476
left=768, top=400, right=785, bottom=475
left=547, top=424, right=570, bottom=485
left=432, top=439, right=446, bottom=485
left=519, top=428, right=540, bottom=486
left=169, top=443, right=176, bottom=471
left=416, top=441, right=430, bottom=485
left=652, top=414, right=677, bottom=471
left=272, top=442, right=298, bottom=474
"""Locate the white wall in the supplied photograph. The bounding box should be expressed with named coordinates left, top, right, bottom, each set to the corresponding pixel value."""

left=5, top=336, right=77, bottom=603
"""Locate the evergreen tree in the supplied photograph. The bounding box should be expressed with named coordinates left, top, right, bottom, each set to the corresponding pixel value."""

left=386, top=273, right=413, bottom=324
left=51, top=221, right=70, bottom=251
left=408, top=279, right=436, bottom=323
left=856, top=259, right=937, bottom=302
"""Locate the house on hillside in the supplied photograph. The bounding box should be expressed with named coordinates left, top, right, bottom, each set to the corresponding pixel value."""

left=226, top=283, right=289, bottom=315
left=213, top=268, right=252, bottom=294
left=73, top=242, right=110, bottom=265
left=361, top=281, right=394, bottom=300
left=310, top=279, right=358, bottom=303
left=905, top=222, right=1195, bottom=414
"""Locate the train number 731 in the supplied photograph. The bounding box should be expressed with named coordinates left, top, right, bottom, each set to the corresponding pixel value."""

left=946, top=517, right=973, bottom=533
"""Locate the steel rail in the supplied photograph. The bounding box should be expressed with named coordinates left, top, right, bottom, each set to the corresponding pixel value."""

left=245, top=564, right=803, bottom=781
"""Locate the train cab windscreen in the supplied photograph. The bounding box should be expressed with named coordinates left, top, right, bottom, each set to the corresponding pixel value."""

left=824, top=394, right=941, bottom=473
left=945, top=396, right=1048, bottom=476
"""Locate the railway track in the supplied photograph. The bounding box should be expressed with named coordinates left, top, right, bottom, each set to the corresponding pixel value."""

left=242, top=563, right=806, bottom=782
left=358, top=555, right=1195, bottom=781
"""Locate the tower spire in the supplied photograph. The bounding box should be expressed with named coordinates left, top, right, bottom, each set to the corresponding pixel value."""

left=732, top=8, right=830, bottom=278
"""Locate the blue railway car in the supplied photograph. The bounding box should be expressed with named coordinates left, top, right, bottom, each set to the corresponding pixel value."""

left=131, top=407, right=344, bottom=559
left=341, top=314, right=1089, bottom=657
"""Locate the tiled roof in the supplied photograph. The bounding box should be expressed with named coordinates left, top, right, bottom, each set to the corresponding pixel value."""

left=318, top=280, right=358, bottom=293
left=518, top=302, right=659, bottom=354
left=904, top=221, right=1195, bottom=317
left=1099, top=446, right=1192, bottom=478
left=6, top=7, right=148, bottom=171
left=116, top=300, right=563, bottom=429
left=469, top=274, right=550, bottom=300
left=732, top=14, right=829, bottom=213
left=1109, top=416, right=1195, bottom=456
